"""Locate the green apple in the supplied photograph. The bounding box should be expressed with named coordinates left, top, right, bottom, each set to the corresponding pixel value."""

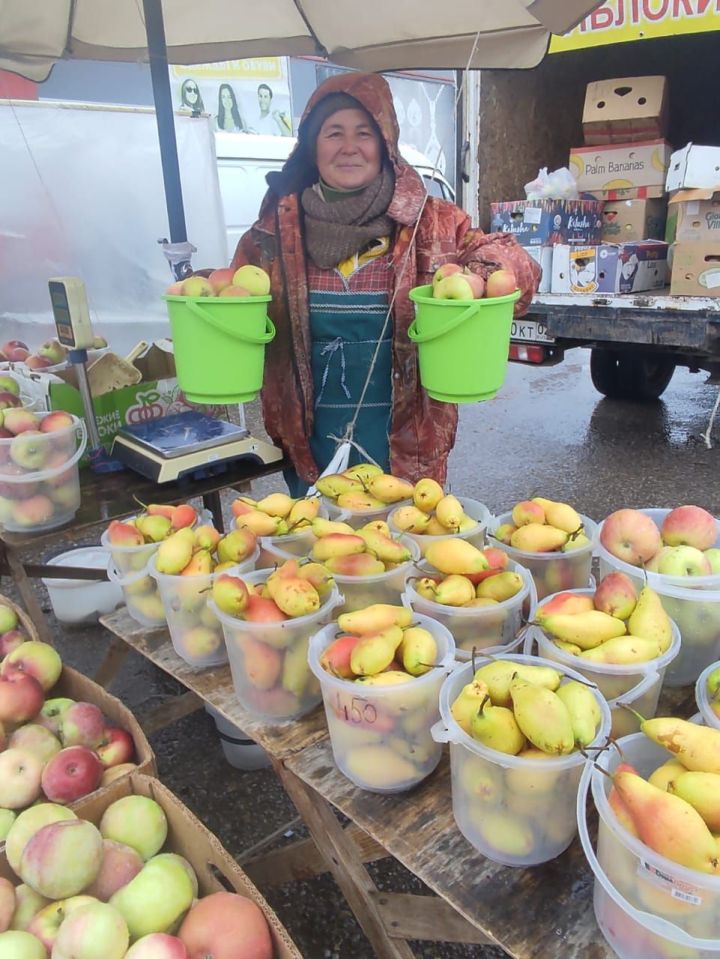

left=52, top=901, right=129, bottom=959
left=9, top=886, right=49, bottom=933
left=100, top=796, right=168, bottom=860
left=0, top=809, right=16, bottom=842
left=0, top=931, right=46, bottom=958
left=110, top=857, right=194, bottom=940
left=657, top=545, right=712, bottom=577
left=704, top=548, right=720, bottom=575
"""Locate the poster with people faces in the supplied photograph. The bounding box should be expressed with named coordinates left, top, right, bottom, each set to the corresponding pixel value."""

left=171, top=58, right=293, bottom=136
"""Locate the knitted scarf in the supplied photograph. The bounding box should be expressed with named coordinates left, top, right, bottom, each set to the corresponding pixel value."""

left=301, top=164, right=395, bottom=269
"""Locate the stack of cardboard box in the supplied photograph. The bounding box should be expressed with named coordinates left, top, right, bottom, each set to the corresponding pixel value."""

left=552, top=75, right=671, bottom=295
left=666, top=145, right=720, bottom=296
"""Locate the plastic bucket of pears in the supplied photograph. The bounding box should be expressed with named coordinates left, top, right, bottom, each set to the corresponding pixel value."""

left=318, top=468, right=414, bottom=529
left=489, top=510, right=598, bottom=601
left=211, top=569, right=344, bottom=722
left=245, top=494, right=329, bottom=568
left=597, top=508, right=720, bottom=687
left=578, top=732, right=720, bottom=958
left=696, top=661, right=720, bottom=731
left=403, top=559, right=535, bottom=656
left=308, top=612, right=455, bottom=793
left=388, top=495, right=491, bottom=554
left=433, top=653, right=611, bottom=867
left=525, top=588, right=681, bottom=739
left=107, top=560, right=167, bottom=628
left=148, top=546, right=259, bottom=669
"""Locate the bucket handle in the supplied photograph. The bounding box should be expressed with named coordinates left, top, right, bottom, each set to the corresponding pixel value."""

left=184, top=300, right=276, bottom=345
left=407, top=301, right=483, bottom=344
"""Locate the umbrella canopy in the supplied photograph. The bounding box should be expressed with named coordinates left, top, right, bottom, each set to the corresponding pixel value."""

left=2, top=0, right=603, bottom=79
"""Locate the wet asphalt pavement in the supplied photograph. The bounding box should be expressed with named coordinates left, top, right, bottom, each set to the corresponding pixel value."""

left=7, top=349, right=720, bottom=959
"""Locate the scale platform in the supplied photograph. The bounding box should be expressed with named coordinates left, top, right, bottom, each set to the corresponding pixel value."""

left=111, top=411, right=283, bottom=483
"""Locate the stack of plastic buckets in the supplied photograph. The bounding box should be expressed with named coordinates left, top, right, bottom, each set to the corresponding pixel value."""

left=597, top=508, right=720, bottom=686
left=526, top=588, right=681, bottom=738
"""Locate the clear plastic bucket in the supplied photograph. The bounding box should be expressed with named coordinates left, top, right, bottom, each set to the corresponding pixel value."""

left=210, top=569, right=343, bottom=722
left=696, top=661, right=720, bottom=730
left=108, top=560, right=167, bottom=629
left=323, top=493, right=413, bottom=530
left=259, top=534, right=421, bottom=614
left=148, top=547, right=259, bottom=669
left=597, top=508, right=720, bottom=687
left=453, top=631, right=527, bottom=663
left=578, top=732, right=720, bottom=956
left=402, top=560, right=535, bottom=654
left=526, top=587, right=681, bottom=738
left=433, top=653, right=611, bottom=867
left=488, top=511, right=598, bottom=601
left=100, top=507, right=214, bottom=574
left=308, top=614, right=455, bottom=793
left=0, top=413, right=87, bottom=533
left=387, top=496, right=491, bottom=555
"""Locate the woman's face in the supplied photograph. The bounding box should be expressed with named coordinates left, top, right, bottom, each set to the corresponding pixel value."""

left=183, top=82, right=199, bottom=104
left=221, top=87, right=233, bottom=109
left=315, top=108, right=382, bottom=191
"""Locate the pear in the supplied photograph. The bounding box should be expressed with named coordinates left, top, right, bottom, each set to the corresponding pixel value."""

left=613, top=769, right=720, bottom=873
left=510, top=524, right=568, bottom=553
left=543, top=500, right=583, bottom=534
left=216, top=528, right=256, bottom=565
left=310, top=517, right=356, bottom=537
left=627, top=586, right=673, bottom=653
left=535, top=593, right=595, bottom=622
left=360, top=519, right=391, bottom=535
left=509, top=679, right=575, bottom=755
left=579, top=635, right=660, bottom=665
left=336, top=491, right=387, bottom=511
left=608, top=761, right=641, bottom=837
left=538, top=610, right=626, bottom=650
left=296, top=562, right=334, bottom=598
left=324, top=554, right=386, bottom=577
left=707, top=666, right=720, bottom=699
left=311, top=533, right=366, bottom=562
left=256, top=492, right=294, bottom=518
left=434, top=494, right=464, bottom=530
left=315, top=473, right=363, bottom=499
left=473, top=660, right=562, bottom=708
left=356, top=670, right=412, bottom=686
left=459, top=755, right=502, bottom=801
left=469, top=698, right=526, bottom=755
left=562, top=533, right=591, bottom=552
left=357, top=528, right=412, bottom=564
left=450, top=680, right=489, bottom=734
left=473, top=810, right=535, bottom=859
left=282, top=636, right=311, bottom=696
left=349, top=626, right=403, bottom=676
left=425, top=516, right=451, bottom=536
left=337, top=604, right=412, bottom=635
left=155, top=528, right=195, bottom=575
left=194, top=525, right=221, bottom=551
left=135, top=514, right=172, bottom=543
left=212, top=574, right=250, bottom=617
left=463, top=597, right=500, bottom=608
left=412, top=478, right=444, bottom=514
left=400, top=626, right=438, bottom=676
left=458, top=514, right=478, bottom=533
left=343, top=462, right=383, bottom=483
left=669, top=772, right=720, bottom=831
left=425, top=539, right=489, bottom=575
left=320, top=635, right=361, bottom=679
left=476, top=571, right=524, bottom=603
left=344, top=746, right=417, bottom=788
left=555, top=681, right=601, bottom=748
left=235, top=510, right=286, bottom=536
left=366, top=474, right=414, bottom=504
left=391, top=505, right=431, bottom=534
left=639, top=717, right=720, bottom=774
left=493, top=522, right=516, bottom=545
left=414, top=577, right=439, bottom=600
left=648, top=759, right=687, bottom=792
left=511, top=500, right=545, bottom=526
left=434, top=574, right=475, bottom=607
left=286, top=497, right=320, bottom=528
left=271, top=577, right=321, bottom=617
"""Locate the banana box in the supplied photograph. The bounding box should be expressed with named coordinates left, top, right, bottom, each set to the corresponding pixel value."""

left=551, top=241, right=668, bottom=295
left=569, top=139, right=672, bottom=194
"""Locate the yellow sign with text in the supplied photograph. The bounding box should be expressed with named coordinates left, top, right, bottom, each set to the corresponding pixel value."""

left=550, top=1, right=720, bottom=52
left=170, top=58, right=284, bottom=81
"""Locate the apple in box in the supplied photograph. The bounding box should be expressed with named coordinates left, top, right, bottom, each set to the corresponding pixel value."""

left=40, top=410, right=74, bottom=434
left=0, top=671, right=45, bottom=724
left=2, top=408, right=39, bottom=435
left=42, top=745, right=104, bottom=804
left=1, top=340, right=30, bottom=362
left=0, top=748, right=44, bottom=809
left=0, top=373, right=21, bottom=397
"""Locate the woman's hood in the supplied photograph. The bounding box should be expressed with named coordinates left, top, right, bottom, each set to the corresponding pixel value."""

left=265, top=73, right=426, bottom=225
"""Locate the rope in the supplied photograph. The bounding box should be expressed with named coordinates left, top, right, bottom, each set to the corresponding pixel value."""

left=702, top=387, right=720, bottom=449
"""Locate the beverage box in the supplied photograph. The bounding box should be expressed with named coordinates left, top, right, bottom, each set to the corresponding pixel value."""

left=489, top=199, right=604, bottom=247
left=666, top=189, right=720, bottom=244
left=551, top=241, right=668, bottom=295
left=601, top=198, right=667, bottom=243
left=569, top=140, right=672, bottom=193
left=0, top=773, right=302, bottom=958
left=666, top=143, right=720, bottom=192
left=582, top=76, right=669, bottom=145
left=670, top=242, right=720, bottom=296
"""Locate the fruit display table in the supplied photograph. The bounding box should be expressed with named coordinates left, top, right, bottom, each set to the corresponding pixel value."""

left=0, top=456, right=287, bottom=644
left=97, top=605, right=696, bottom=958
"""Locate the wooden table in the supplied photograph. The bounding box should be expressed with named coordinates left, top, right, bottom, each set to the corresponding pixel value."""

left=98, top=606, right=697, bottom=958
left=0, top=456, right=286, bottom=644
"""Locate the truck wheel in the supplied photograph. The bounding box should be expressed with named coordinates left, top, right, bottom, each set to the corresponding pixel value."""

left=590, top=350, right=675, bottom=401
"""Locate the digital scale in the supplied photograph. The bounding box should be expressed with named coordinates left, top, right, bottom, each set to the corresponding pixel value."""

left=48, top=277, right=283, bottom=482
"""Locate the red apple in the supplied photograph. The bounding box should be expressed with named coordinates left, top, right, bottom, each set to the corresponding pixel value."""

left=125, top=934, right=189, bottom=958
left=485, top=269, right=517, bottom=298
left=1, top=640, right=63, bottom=691
left=25, top=354, right=54, bottom=371
left=42, top=745, right=103, bottom=803
left=0, top=671, right=45, bottom=724
left=85, top=839, right=144, bottom=901
left=2, top=340, right=30, bottom=362
left=600, top=508, right=663, bottom=567
left=178, top=891, right=273, bottom=959
left=40, top=411, right=74, bottom=434
left=432, top=263, right=463, bottom=286
left=3, top=408, right=40, bottom=435
left=165, top=281, right=185, bottom=295
left=0, top=628, right=27, bottom=657
left=96, top=727, right=135, bottom=768
left=11, top=495, right=55, bottom=528
left=207, top=268, right=235, bottom=294
left=61, top=702, right=106, bottom=749
left=218, top=285, right=251, bottom=297
left=463, top=272, right=485, bottom=298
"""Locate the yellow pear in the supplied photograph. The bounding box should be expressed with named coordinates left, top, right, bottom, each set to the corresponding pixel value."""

left=360, top=519, right=390, bottom=535
left=648, top=759, right=689, bottom=792
left=391, top=505, right=431, bottom=534
left=562, top=533, right=591, bottom=553
left=337, top=604, right=412, bottom=635
left=315, top=473, right=363, bottom=499
left=435, top=494, right=464, bottom=530
left=463, top=597, right=499, bottom=608
left=310, top=533, right=366, bottom=561
left=282, top=636, right=310, bottom=696
left=349, top=626, right=403, bottom=676
left=579, top=635, right=660, bottom=665
left=413, top=478, right=444, bottom=514
left=669, top=772, right=720, bottom=831
left=539, top=610, right=626, bottom=650
left=310, top=517, right=356, bottom=537
left=476, top=571, right=524, bottom=603
left=555, top=681, right=601, bottom=748
left=639, top=717, right=720, bottom=774
left=287, top=497, right=320, bottom=528
left=343, top=463, right=383, bottom=483
left=425, top=516, right=451, bottom=536
left=627, top=586, right=673, bottom=653
left=531, top=497, right=555, bottom=512
left=344, top=746, right=417, bottom=788
left=357, top=528, right=412, bottom=564
left=493, top=522, right=517, bottom=545
left=356, top=670, right=413, bottom=686
left=543, top=501, right=583, bottom=534
left=400, top=626, right=438, bottom=676
left=553, top=639, right=582, bottom=656
left=509, top=679, right=575, bottom=756
left=457, top=514, right=478, bottom=533
left=336, top=491, right=387, bottom=511
left=469, top=698, right=526, bottom=755
left=365, top=474, right=414, bottom=504
left=235, top=510, right=286, bottom=536
left=473, top=660, right=562, bottom=708
left=425, top=539, right=489, bottom=575
left=510, top=524, right=568, bottom=553
left=435, top=574, right=476, bottom=606
left=451, top=680, right=489, bottom=733
left=255, top=492, right=294, bottom=518
left=155, top=528, right=195, bottom=575
left=412, top=577, right=439, bottom=600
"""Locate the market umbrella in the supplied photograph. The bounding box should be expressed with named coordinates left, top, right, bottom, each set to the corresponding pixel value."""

left=0, top=0, right=604, bottom=269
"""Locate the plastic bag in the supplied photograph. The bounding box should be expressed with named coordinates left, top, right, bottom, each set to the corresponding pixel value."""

left=524, top=167, right=579, bottom=201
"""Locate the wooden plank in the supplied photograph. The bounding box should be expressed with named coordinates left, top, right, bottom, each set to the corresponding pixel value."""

left=244, top=822, right=388, bottom=888
left=138, top=690, right=204, bottom=735
left=272, top=760, right=416, bottom=959
left=370, top=892, right=493, bottom=945
left=99, top=607, right=329, bottom=760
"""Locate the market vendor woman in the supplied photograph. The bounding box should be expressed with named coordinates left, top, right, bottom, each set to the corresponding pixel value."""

left=231, top=72, right=540, bottom=494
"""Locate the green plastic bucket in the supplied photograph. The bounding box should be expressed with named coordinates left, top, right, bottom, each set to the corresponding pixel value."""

left=164, top=294, right=275, bottom=403
left=408, top=284, right=520, bottom=403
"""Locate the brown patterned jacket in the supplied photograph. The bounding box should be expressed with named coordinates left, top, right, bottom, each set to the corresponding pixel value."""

left=231, top=72, right=540, bottom=485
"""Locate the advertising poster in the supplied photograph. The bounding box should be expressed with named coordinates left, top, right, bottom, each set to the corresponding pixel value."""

left=170, top=58, right=293, bottom=136
left=551, top=2, right=720, bottom=52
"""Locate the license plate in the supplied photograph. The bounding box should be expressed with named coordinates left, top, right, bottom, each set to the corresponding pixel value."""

left=511, top=319, right=554, bottom=343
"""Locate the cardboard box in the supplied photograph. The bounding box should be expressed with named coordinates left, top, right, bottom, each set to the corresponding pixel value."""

left=666, top=144, right=720, bottom=192
left=551, top=241, right=668, bottom=295
left=667, top=189, right=720, bottom=244
left=526, top=246, right=553, bottom=293
left=601, top=198, right=667, bottom=243
left=584, top=185, right=666, bottom=201
left=569, top=140, right=672, bottom=194
left=489, top=199, right=604, bottom=246
left=583, top=76, right=668, bottom=145
left=670, top=242, right=720, bottom=296
left=0, top=773, right=302, bottom=958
